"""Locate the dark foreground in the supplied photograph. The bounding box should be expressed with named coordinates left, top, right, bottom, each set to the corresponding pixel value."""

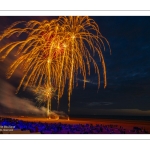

left=0, top=116, right=150, bottom=134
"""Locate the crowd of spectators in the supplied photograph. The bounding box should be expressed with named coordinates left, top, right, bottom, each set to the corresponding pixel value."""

left=0, top=117, right=149, bottom=134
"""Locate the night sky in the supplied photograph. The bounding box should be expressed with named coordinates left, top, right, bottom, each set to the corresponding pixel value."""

left=0, top=16, right=150, bottom=117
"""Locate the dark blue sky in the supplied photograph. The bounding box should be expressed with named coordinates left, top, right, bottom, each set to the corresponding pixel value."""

left=0, top=16, right=150, bottom=116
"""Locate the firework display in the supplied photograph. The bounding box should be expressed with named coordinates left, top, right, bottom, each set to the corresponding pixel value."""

left=30, top=84, right=56, bottom=117
left=0, top=16, right=110, bottom=117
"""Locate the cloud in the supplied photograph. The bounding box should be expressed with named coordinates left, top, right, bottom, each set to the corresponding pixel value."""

left=72, top=108, right=150, bottom=116
left=52, top=110, right=68, bottom=119
left=77, top=78, right=98, bottom=85
left=96, top=109, right=150, bottom=116
left=0, top=79, right=70, bottom=118
left=0, top=79, right=45, bottom=116
left=87, top=102, right=113, bottom=107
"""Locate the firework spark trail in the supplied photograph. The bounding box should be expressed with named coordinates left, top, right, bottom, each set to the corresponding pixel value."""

left=55, top=16, right=110, bottom=112
left=0, top=16, right=110, bottom=116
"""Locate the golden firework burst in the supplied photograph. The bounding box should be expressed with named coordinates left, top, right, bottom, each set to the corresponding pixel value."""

left=0, top=16, right=110, bottom=116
